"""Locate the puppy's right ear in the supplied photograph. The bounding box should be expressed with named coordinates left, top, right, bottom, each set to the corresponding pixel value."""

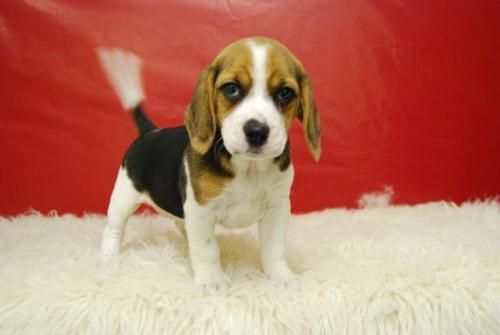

left=185, top=65, right=217, bottom=155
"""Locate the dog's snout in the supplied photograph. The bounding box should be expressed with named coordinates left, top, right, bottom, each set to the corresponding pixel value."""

left=243, top=119, right=270, bottom=147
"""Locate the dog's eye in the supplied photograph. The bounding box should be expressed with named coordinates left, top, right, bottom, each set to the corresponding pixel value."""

left=274, top=87, right=295, bottom=107
left=221, top=82, right=243, bottom=102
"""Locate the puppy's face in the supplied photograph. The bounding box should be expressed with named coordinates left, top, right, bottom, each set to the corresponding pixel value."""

left=186, top=37, right=321, bottom=161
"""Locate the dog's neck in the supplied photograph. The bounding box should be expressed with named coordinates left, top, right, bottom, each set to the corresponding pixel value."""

left=231, top=156, right=274, bottom=177
left=230, top=144, right=290, bottom=175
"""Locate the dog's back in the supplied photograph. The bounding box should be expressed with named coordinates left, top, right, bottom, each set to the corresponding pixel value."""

left=123, top=126, right=189, bottom=218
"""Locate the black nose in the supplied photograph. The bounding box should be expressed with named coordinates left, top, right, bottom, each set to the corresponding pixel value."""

left=243, top=119, right=270, bottom=148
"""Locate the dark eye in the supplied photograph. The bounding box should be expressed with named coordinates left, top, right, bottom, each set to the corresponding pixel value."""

left=221, top=82, right=243, bottom=102
left=274, top=87, right=295, bottom=107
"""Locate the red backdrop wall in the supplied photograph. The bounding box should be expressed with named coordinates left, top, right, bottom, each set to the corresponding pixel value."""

left=1, top=0, right=499, bottom=215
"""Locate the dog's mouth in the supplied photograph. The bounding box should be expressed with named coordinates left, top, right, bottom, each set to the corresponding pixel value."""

left=221, top=129, right=287, bottom=161
left=232, top=148, right=283, bottom=161
left=244, top=151, right=266, bottom=160
left=232, top=149, right=261, bottom=157
left=248, top=147, right=263, bottom=155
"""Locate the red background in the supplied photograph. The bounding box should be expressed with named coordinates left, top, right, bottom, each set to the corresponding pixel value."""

left=1, top=0, right=499, bottom=215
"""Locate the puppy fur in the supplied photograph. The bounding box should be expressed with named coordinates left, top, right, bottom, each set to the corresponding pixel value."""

left=97, top=37, right=321, bottom=292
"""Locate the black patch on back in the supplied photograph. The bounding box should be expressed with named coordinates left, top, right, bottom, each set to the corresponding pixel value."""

left=123, top=126, right=189, bottom=218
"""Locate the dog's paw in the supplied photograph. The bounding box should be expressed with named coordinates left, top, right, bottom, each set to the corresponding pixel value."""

left=100, top=229, right=122, bottom=260
left=268, top=267, right=301, bottom=290
left=100, top=244, right=120, bottom=261
left=195, top=270, right=231, bottom=294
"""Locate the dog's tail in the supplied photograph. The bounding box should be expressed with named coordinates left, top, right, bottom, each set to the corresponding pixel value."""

left=96, top=48, right=157, bottom=135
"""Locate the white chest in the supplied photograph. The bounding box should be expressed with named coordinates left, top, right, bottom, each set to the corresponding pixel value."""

left=209, top=160, right=293, bottom=228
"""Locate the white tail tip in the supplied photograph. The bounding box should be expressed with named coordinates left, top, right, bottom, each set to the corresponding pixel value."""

left=96, top=48, right=145, bottom=110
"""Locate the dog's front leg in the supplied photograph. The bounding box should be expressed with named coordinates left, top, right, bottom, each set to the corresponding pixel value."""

left=259, top=197, right=298, bottom=287
left=184, top=202, right=230, bottom=293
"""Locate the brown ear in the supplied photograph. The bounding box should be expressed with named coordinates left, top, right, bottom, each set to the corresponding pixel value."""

left=298, top=74, right=321, bottom=161
left=185, top=65, right=217, bottom=154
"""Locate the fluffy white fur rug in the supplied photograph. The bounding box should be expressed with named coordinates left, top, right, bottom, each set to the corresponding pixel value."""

left=1, top=201, right=499, bottom=335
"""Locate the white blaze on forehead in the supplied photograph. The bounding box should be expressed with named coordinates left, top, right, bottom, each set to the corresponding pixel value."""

left=248, top=42, right=268, bottom=97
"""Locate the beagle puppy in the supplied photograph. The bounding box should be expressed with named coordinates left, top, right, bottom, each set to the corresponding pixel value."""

left=97, top=37, right=321, bottom=292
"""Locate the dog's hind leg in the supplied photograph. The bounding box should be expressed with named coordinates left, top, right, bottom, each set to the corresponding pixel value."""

left=101, top=168, right=141, bottom=259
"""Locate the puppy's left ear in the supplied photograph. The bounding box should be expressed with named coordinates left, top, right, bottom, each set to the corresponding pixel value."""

left=185, top=65, right=217, bottom=155
left=298, top=74, right=321, bottom=161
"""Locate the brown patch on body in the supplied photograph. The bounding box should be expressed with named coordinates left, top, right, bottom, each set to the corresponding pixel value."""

left=186, top=143, right=234, bottom=205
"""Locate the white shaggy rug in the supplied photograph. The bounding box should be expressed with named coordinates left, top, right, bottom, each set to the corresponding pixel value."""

left=1, top=201, right=500, bottom=335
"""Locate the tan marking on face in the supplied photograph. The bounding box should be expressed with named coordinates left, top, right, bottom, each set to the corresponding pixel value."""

left=212, top=42, right=253, bottom=126
left=185, top=41, right=253, bottom=155
left=266, top=44, right=303, bottom=130
left=255, top=37, right=321, bottom=161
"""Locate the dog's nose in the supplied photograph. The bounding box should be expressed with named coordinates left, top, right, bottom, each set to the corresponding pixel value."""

left=243, top=119, right=270, bottom=148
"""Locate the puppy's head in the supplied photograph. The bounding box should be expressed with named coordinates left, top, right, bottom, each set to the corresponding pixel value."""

left=185, top=37, right=321, bottom=161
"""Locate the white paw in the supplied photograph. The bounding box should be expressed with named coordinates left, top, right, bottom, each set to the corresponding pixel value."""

left=195, top=270, right=231, bottom=294
left=100, top=228, right=122, bottom=260
left=100, top=244, right=120, bottom=261
left=267, top=267, right=301, bottom=289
